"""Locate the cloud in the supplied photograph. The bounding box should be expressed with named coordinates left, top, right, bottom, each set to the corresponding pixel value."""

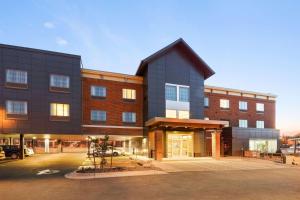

left=56, top=37, right=68, bottom=46
left=43, top=22, right=55, bottom=29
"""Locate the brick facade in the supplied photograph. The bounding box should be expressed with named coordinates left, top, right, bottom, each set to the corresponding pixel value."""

left=82, top=76, right=144, bottom=136
left=204, top=92, right=276, bottom=129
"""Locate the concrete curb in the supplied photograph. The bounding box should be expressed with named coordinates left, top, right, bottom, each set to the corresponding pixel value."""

left=65, top=170, right=168, bottom=180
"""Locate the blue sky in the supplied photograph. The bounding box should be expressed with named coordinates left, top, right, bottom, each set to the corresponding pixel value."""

left=0, top=0, right=299, bottom=135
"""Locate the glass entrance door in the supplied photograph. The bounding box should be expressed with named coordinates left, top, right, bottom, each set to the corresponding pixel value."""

left=167, top=132, right=193, bottom=158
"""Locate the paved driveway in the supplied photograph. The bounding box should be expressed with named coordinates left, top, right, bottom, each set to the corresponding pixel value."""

left=1, top=154, right=300, bottom=200
left=153, top=157, right=290, bottom=172
left=0, top=153, right=86, bottom=180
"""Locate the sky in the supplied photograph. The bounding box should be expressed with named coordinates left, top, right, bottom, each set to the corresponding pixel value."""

left=0, top=0, right=299, bottom=135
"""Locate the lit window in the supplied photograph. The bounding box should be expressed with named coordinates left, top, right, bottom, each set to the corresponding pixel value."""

left=178, top=110, right=189, bottom=119
left=6, top=100, right=27, bottom=114
left=165, top=85, right=177, bottom=101
left=256, top=103, right=264, bottom=112
left=256, top=121, right=265, bottom=129
left=166, top=110, right=177, bottom=118
left=239, top=101, right=248, bottom=111
left=91, top=110, right=106, bottom=121
left=239, top=119, right=248, bottom=128
left=50, top=103, right=70, bottom=117
left=179, top=86, right=189, bottom=102
left=50, top=74, right=70, bottom=88
left=6, top=69, right=27, bottom=84
left=122, top=112, right=136, bottom=123
left=122, top=89, right=136, bottom=100
left=91, top=86, right=106, bottom=97
left=220, top=99, right=230, bottom=109
left=204, top=97, right=209, bottom=107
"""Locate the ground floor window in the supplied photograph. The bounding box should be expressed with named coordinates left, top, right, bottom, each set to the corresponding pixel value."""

left=249, top=139, right=277, bottom=153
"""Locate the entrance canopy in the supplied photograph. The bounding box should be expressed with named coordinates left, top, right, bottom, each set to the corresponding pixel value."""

left=145, top=117, right=228, bottom=130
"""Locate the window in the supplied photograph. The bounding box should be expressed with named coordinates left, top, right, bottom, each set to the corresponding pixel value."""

left=6, top=69, right=27, bottom=84
left=50, top=74, right=70, bottom=88
left=204, top=97, right=209, bottom=107
left=6, top=100, right=27, bottom=115
left=166, top=110, right=177, bottom=118
left=122, top=89, right=136, bottom=100
left=91, top=86, right=106, bottom=97
left=50, top=103, right=70, bottom=117
left=220, top=99, right=230, bottom=109
left=91, top=110, right=106, bottom=121
left=256, top=103, right=264, bottom=112
left=122, top=112, right=136, bottom=123
left=249, top=139, right=277, bottom=153
left=239, top=119, right=248, bottom=128
left=178, top=110, right=189, bottom=119
left=256, top=121, right=265, bottom=129
left=239, top=101, right=248, bottom=111
left=179, top=86, right=189, bottom=102
left=165, top=85, right=177, bottom=101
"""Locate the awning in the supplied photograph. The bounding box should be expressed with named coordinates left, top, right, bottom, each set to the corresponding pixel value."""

left=145, top=117, right=228, bottom=130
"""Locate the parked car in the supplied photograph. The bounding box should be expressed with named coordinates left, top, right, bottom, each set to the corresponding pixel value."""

left=2, top=145, right=34, bottom=159
left=88, top=147, right=123, bottom=157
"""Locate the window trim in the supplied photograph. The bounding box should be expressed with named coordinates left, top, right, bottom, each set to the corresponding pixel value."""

left=165, top=83, right=190, bottom=102
left=49, top=103, right=70, bottom=121
left=256, top=120, right=265, bottom=129
left=220, top=99, right=230, bottom=110
left=239, top=101, right=248, bottom=111
left=91, top=85, right=107, bottom=98
left=49, top=74, right=71, bottom=93
left=91, top=110, right=107, bottom=122
left=256, top=103, right=265, bottom=113
left=5, top=100, right=28, bottom=120
left=122, top=89, right=136, bottom=101
left=239, top=119, right=248, bottom=128
left=204, top=97, right=209, bottom=108
left=122, top=112, right=136, bottom=123
left=5, top=69, right=28, bottom=89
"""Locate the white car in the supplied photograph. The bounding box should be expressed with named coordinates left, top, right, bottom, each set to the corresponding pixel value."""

left=90, top=147, right=124, bottom=157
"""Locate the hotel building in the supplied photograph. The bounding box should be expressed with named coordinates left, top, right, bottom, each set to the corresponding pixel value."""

left=0, top=39, right=279, bottom=160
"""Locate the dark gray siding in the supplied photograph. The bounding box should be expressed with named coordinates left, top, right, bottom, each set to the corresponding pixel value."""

left=0, top=45, right=81, bottom=134
left=231, top=127, right=280, bottom=156
left=146, top=48, right=205, bottom=120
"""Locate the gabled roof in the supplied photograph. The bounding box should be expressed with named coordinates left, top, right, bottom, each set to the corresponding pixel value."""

left=135, top=38, right=215, bottom=79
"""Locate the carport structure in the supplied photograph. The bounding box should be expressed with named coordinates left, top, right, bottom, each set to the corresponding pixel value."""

left=145, top=117, right=228, bottom=161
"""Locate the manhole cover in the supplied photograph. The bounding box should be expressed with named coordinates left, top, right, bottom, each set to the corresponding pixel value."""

left=36, top=169, right=60, bottom=175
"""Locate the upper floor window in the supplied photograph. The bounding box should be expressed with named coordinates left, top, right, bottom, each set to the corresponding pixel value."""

left=122, top=112, right=136, bottom=123
left=122, top=89, right=136, bottom=100
left=91, top=86, right=106, bottom=97
left=6, top=100, right=28, bottom=115
left=50, top=103, right=70, bottom=117
left=256, top=121, right=265, bottom=129
left=166, top=109, right=189, bottom=119
left=50, top=74, right=70, bottom=88
left=165, top=85, right=177, bottom=101
left=256, top=103, right=264, bottom=112
left=6, top=69, right=27, bottom=84
left=239, top=119, right=248, bottom=128
left=179, top=86, right=189, bottom=102
left=239, top=101, right=248, bottom=111
left=204, top=97, right=209, bottom=107
left=220, top=99, right=230, bottom=109
left=166, top=109, right=177, bottom=118
left=178, top=110, right=189, bottom=119
left=165, top=83, right=190, bottom=102
left=91, top=110, right=106, bottom=121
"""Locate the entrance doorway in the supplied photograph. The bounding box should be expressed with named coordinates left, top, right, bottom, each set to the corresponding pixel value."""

left=167, top=132, right=193, bottom=158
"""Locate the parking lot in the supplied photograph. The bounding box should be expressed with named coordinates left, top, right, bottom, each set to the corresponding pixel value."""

left=1, top=153, right=300, bottom=200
